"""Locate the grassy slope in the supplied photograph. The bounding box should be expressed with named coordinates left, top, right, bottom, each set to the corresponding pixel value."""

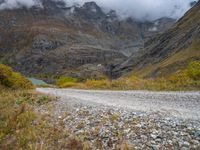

left=126, top=2, right=200, bottom=78
left=0, top=64, right=87, bottom=149
left=133, top=39, right=200, bottom=78
left=0, top=64, right=55, bottom=149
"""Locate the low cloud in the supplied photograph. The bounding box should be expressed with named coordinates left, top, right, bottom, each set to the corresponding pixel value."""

left=0, top=0, right=41, bottom=9
left=0, top=0, right=198, bottom=21
left=64, top=0, right=198, bottom=20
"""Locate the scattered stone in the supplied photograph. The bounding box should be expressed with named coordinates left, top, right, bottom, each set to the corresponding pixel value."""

left=195, top=130, right=200, bottom=137
left=181, top=141, right=190, bottom=148
left=151, top=145, right=159, bottom=150
left=40, top=95, right=200, bottom=150
left=151, top=134, right=158, bottom=139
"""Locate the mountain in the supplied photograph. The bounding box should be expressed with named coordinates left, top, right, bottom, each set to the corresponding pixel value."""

left=113, top=1, right=200, bottom=78
left=0, top=0, right=175, bottom=79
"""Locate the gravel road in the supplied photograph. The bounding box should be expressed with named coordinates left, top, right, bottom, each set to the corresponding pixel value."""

left=37, top=88, right=200, bottom=120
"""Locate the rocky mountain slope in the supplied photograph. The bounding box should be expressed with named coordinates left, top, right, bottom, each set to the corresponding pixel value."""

left=113, top=1, right=200, bottom=78
left=0, top=0, right=175, bottom=79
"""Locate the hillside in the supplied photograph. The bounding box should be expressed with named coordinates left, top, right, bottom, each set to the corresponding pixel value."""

left=0, top=0, right=175, bottom=80
left=113, top=1, right=200, bottom=78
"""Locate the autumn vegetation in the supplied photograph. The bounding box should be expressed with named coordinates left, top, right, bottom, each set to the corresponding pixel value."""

left=0, top=64, right=87, bottom=149
left=1, top=61, right=199, bottom=149
left=57, top=61, right=200, bottom=91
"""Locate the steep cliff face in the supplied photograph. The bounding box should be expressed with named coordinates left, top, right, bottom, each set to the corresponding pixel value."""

left=113, top=1, right=200, bottom=78
left=0, top=0, right=175, bottom=79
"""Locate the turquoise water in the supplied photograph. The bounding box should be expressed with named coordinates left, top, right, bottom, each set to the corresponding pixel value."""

left=28, top=78, right=47, bottom=86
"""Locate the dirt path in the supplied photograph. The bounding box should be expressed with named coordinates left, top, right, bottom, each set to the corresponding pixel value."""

left=37, top=88, right=200, bottom=120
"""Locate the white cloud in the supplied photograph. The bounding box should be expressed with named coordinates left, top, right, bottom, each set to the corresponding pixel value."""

left=0, top=0, right=198, bottom=21
left=64, top=0, right=198, bottom=20
left=0, top=0, right=41, bottom=9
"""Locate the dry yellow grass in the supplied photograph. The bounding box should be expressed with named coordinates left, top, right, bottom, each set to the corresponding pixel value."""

left=0, top=88, right=96, bottom=150
left=133, top=40, right=200, bottom=78
left=66, top=61, right=200, bottom=91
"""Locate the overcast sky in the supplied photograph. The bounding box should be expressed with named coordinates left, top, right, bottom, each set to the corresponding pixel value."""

left=0, top=0, right=198, bottom=21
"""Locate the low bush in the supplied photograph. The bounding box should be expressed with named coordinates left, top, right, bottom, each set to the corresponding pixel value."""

left=0, top=64, right=34, bottom=90
left=187, top=61, right=200, bottom=80
left=57, top=76, right=79, bottom=88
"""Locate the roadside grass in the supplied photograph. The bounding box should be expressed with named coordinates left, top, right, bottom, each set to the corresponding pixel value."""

left=0, top=89, right=77, bottom=150
left=57, top=61, right=200, bottom=91
left=0, top=85, right=134, bottom=150
left=0, top=64, right=88, bottom=149
left=0, top=89, right=45, bottom=148
left=0, top=64, right=136, bottom=149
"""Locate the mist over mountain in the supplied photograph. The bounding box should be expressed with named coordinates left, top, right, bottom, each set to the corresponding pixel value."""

left=0, top=0, right=177, bottom=79
left=0, top=0, right=199, bottom=80
left=0, top=0, right=198, bottom=21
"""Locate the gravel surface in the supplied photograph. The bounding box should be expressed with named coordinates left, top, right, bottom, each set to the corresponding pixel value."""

left=37, top=88, right=200, bottom=120
left=37, top=88, right=200, bottom=149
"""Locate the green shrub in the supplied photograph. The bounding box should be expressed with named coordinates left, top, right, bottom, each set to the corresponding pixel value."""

left=0, top=64, right=13, bottom=87
left=0, top=64, right=34, bottom=90
left=57, top=76, right=79, bottom=88
left=166, top=61, right=200, bottom=90
left=187, top=61, right=200, bottom=80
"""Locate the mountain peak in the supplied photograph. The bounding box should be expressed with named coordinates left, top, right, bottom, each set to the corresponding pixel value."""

left=82, top=1, right=99, bottom=9
left=81, top=1, right=103, bottom=14
left=74, top=1, right=105, bottom=20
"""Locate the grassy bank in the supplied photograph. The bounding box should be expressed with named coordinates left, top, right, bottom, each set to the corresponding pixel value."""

left=57, top=61, right=200, bottom=91
left=0, top=64, right=87, bottom=149
left=0, top=64, right=56, bottom=149
left=0, top=89, right=54, bottom=149
left=0, top=88, right=100, bottom=150
left=0, top=64, right=134, bottom=149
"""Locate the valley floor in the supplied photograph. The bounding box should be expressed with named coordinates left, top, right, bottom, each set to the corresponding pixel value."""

left=37, top=88, right=200, bottom=149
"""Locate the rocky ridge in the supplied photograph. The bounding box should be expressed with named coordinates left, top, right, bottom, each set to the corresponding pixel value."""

left=0, top=0, right=175, bottom=79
